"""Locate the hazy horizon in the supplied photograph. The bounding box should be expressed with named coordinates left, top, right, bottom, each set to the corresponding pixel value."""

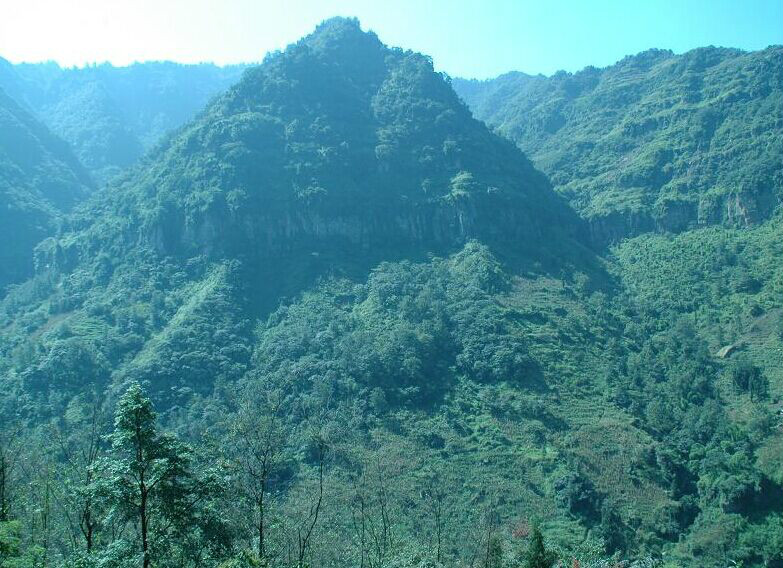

left=2, top=0, right=782, bottom=79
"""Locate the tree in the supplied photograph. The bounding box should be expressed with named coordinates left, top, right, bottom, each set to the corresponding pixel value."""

left=97, top=382, right=219, bottom=568
left=522, top=524, right=556, bottom=568
left=345, top=441, right=408, bottom=568
left=728, top=356, right=769, bottom=401
left=51, top=394, right=107, bottom=554
left=484, top=535, right=503, bottom=568
left=296, top=433, right=327, bottom=568
left=420, top=476, right=446, bottom=564
left=0, top=426, right=21, bottom=523
left=230, top=380, right=291, bottom=561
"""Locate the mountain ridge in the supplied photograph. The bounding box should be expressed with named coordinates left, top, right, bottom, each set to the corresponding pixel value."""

left=38, top=17, right=587, bottom=284
left=453, top=44, right=783, bottom=243
left=0, top=57, right=248, bottom=182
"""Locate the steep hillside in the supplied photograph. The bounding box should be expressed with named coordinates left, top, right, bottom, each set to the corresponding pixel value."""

left=454, top=46, right=783, bottom=243
left=0, top=59, right=247, bottom=182
left=0, top=87, right=93, bottom=293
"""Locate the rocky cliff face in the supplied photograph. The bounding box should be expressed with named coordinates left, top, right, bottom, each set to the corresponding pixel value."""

left=141, top=190, right=552, bottom=261
left=587, top=187, right=777, bottom=246
left=586, top=211, right=655, bottom=246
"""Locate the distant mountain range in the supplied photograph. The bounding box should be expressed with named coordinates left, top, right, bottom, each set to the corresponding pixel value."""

left=0, top=58, right=247, bottom=182
left=0, top=59, right=248, bottom=291
left=0, top=87, right=93, bottom=290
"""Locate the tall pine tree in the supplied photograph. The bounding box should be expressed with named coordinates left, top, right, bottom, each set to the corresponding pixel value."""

left=96, top=382, right=224, bottom=567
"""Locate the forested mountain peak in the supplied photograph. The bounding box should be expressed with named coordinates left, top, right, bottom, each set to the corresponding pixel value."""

left=51, top=18, right=585, bottom=280
left=1, top=18, right=594, bottom=411
left=301, top=16, right=384, bottom=54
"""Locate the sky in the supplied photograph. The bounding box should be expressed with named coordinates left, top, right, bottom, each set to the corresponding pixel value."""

left=1, top=0, right=782, bottom=79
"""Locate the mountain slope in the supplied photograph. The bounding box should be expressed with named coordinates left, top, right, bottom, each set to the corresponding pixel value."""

left=0, top=87, right=93, bottom=292
left=0, top=59, right=247, bottom=182
left=3, top=16, right=591, bottom=422
left=454, top=46, right=783, bottom=243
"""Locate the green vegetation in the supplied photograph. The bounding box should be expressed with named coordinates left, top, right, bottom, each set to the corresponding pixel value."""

left=0, top=87, right=93, bottom=294
left=0, top=57, right=245, bottom=293
left=612, top=214, right=783, bottom=396
left=453, top=46, right=783, bottom=242
left=0, top=58, right=247, bottom=183
left=522, top=526, right=557, bottom=568
left=0, top=17, right=781, bottom=568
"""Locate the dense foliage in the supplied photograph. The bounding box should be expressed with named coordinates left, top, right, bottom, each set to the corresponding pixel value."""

left=453, top=47, right=783, bottom=242
left=0, top=17, right=781, bottom=568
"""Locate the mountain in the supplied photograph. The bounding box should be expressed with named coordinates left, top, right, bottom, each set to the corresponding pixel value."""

left=0, top=59, right=247, bottom=182
left=1, top=19, right=781, bottom=568
left=0, top=87, right=93, bottom=292
left=0, top=59, right=245, bottom=292
left=31, top=17, right=586, bottom=295
left=2, top=13, right=592, bottom=450
left=453, top=46, right=783, bottom=243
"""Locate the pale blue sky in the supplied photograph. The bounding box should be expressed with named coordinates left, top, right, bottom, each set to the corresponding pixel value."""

left=2, top=0, right=781, bottom=79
